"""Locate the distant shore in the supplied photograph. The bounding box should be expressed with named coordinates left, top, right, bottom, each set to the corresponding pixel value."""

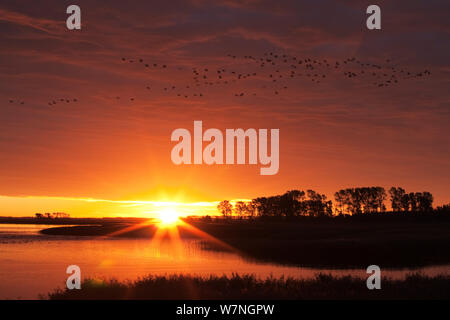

left=47, top=273, right=450, bottom=300
left=0, top=216, right=151, bottom=225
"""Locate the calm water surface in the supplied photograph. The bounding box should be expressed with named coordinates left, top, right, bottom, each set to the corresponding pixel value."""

left=0, top=224, right=448, bottom=299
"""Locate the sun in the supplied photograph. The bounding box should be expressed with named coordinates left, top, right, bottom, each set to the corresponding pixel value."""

left=157, top=207, right=180, bottom=226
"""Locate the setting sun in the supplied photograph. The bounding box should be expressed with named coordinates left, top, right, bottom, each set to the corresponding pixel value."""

left=157, top=207, right=180, bottom=226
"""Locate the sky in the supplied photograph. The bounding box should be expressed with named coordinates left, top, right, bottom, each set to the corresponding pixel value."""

left=0, top=0, right=449, bottom=217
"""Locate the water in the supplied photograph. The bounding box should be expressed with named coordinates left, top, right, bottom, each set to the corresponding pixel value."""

left=0, top=224, right=448, bottom=299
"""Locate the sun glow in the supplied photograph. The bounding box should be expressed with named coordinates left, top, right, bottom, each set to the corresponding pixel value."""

left=157, top=207, right=181, bottom=226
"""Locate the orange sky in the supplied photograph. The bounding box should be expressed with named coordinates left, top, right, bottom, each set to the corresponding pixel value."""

left=0, top=1, right=449, bottom=217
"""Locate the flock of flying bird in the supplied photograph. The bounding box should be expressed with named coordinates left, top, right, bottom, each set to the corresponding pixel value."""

left=113, top=52, right=432, bottom=100
left=7, top=52, right=431, bottom=105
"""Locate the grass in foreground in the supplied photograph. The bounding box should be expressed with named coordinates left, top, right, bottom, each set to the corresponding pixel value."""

left=47, top=273, right=450, bottom=300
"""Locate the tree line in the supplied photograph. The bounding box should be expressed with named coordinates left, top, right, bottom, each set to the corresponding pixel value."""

left=217, top=186, right=440, bottom=218
left=35, top=212, right=70, bottom=219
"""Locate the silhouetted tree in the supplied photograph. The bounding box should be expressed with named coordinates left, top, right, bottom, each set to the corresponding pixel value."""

left=436, top=203, right=450, bottom=212
left=334, top=187, right=386, bottom=215
left=409, top=192, right=419, bottom=212
left=54, top=212, right=70, bottom=218
left=334, top=190, right=346, bottom=215
left=252, top=197, right=269, bottom=217
left=390, top=188, right=433, bottom=212
left=400, top=193, right=410, bottom=212
left=280, top=190, right=305, bottom=217
left=36, top=212, right=70, bottom=219
left=217, top=200, right=233, bottom=218
left=219, top=186, right=433, bottom=219
left=246, top=201, right=257, bottom=219
left=416, top=192, right=433, bottom=212
left=366, top=187, right=386, bottom=213
left=250, top=190, right=331, bottom=218
left=304, top=190, right=332, bottom=217
left=234, top=201, right=247, bottom=219
left=389, top=187, right=405, bottom=212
